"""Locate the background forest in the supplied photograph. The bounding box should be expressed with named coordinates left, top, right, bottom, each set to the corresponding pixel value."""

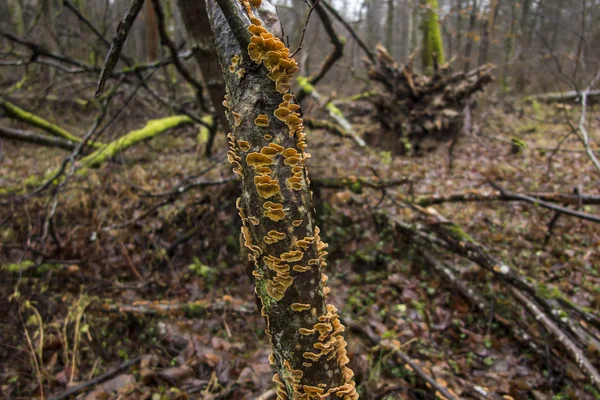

left=1, top=0, right=599, bottom=399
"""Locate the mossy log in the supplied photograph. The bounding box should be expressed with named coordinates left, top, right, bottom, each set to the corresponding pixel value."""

left=2, top=116, right=192, bottom=194
left=207, top=0, right=358, bottom=397
left=365, top=46, right=494, bottom=153
left=77, top=115, right=192, bottom=170
left=0, top=98, right=103, bottom=147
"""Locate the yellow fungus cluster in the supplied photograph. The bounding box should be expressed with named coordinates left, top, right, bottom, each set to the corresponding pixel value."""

left=227, top=133, right=243, bottom=177
left=229, top=54, right=245, bottom=79
left=263, top=201, right=285, bottom=222
left=264, top=230, right=286, bottom=244
left=264, top=254, right=293, bottom=301
left=255, top=114, right=270, bottom=126
left=237, top=140, right=251, bottom=152
left=295, top=235, right=315, bottom=250
left=291, top=303, right=311, bottom=312
left=232, top=111, right=242, bottom=126
left=245, top=142, right=286, bottom=198
left=296, top=304, right=356, bottom=398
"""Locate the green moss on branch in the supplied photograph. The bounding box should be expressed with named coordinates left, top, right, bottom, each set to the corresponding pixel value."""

left=0, top=99, right=102, bottom=147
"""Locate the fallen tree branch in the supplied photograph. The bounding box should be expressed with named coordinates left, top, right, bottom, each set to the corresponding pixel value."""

left=415, top=189, right=600, bottom=206
left=96, top=299, right=256, bottom=317
left=1, top=115, right=193, bottom=195
left=0, top=125, right=77, bottom=150
left=296, top=81, right=365, bottom=147
left=419, top=252, right=561, bottom=371
left=511, top=288, right=600, bottom=389
left=385, top=205, right=600, bottom=388
left=525, top=90, right=600, bottom=104
left=345, top=319, right=460, bottom=400
left=490, top=182, right=600, bottom=224
left=0, top=99, right=102, bottom=147
left=312, top=175, right=411, bottom=193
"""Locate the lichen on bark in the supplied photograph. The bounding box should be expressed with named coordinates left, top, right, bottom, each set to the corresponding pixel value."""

left=206, top=0, right=358, bottom=398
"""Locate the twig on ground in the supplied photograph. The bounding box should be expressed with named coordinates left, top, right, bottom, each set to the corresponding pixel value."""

left=48, top=357, right=141, bottom=400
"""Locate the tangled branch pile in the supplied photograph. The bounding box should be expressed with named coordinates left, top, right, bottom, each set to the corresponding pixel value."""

left=365, top=45, right=494, bottom=152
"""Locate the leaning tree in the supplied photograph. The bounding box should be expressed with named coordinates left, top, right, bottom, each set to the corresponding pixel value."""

left=205, top=0, right=359, bottom=397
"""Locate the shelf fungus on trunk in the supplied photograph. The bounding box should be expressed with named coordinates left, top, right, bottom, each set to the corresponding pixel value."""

left=206, top=0, right=358, bottom=398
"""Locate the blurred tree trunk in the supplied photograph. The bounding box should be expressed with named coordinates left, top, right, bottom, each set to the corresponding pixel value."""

left=145, top=0, right=159, bottom=61
left=420, top=0, right=444, bottom=74
left=501, top=0, right=517, bottom=91
left=455, top=0, right=463, bottom=66
left=366, top=0, right=382, bottom=48
left=205, top=0, right=358, bottom=397
left=478, top=0, right=500, bottom=66
left=550, top=0, right=564, bottom=50
left=514, top=0, right=531, bottom=91
left=462, top=0, right=478, bottom=73
left=386, top=0, right=394, bottom=56
left=176, top=0, right=228, bottom=145
left=408, top=0, right=419, bottom=56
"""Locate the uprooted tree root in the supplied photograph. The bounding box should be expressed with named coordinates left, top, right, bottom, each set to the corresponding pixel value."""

left=364, top=45, right=494, bottom=153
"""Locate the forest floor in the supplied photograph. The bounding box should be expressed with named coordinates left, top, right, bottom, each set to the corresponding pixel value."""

left=1, top=96, right=599, bottom=400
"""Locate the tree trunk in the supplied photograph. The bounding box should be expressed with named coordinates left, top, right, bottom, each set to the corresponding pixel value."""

left=409, top=0, right=419, bottom=55
left=145, top=0, right=159, bottom=61
left=514, top=0, right=531, bottom=91
left=176, top=0, right=228, bottom=135
left=205, top=0, right=358, bottom=397
left=501, top=0, right=517, bottom=91
left=462, top=0, right=478, bottom=73
left=420, top=0, right=445, bottom=75
left=478, top=0, right=500, bottom=66
left=386, top=0, right=395, bottom=56
left=455, top=0, right=463, bottom=64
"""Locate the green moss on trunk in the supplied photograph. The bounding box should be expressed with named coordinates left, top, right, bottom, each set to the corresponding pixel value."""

left=421, top=0, right=445, bottom=75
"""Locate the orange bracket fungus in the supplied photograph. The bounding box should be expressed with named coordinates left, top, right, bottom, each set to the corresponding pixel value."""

left=207, top=0, right=358, bottom=397
left=254, top=114, right=270, bottom=126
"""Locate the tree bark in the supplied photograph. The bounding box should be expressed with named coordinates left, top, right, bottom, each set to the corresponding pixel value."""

left=478, top=0, right=500, bottom=66
left=386, top=0, right=395, bottom=57
left=205, top=0, right=358, bottom=397
left=176, top=0, right=228, bottom=134
left=463, top=0, right=478, bottom=73
left=145, top=0, right=159, bottom=61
